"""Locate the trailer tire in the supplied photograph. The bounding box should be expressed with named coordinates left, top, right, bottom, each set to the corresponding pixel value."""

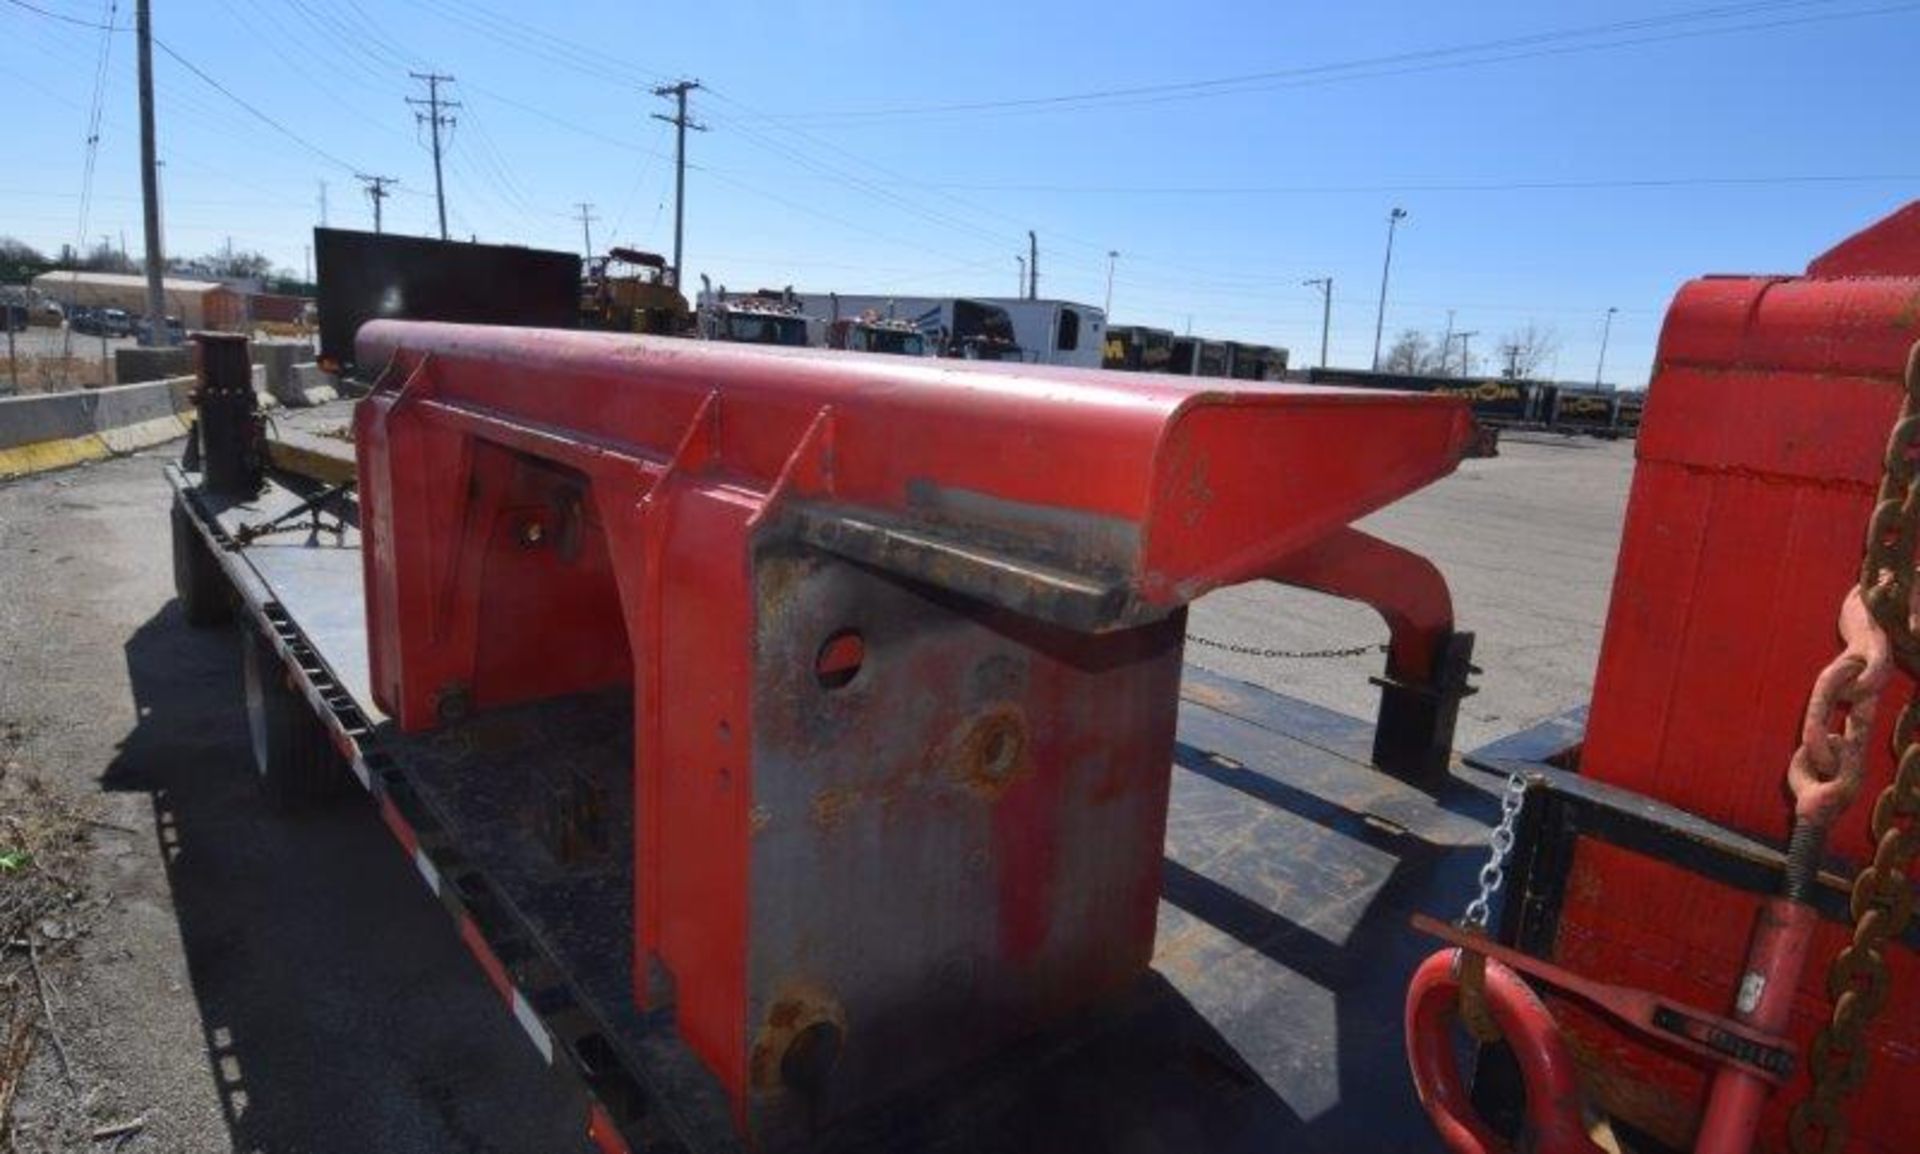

left=172, top=502, right=231, bottom=628
left=241, top=627, right=350, bottom=810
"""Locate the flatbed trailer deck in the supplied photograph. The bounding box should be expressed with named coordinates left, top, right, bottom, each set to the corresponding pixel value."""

left=165, top=445, right=1510, bottom=1153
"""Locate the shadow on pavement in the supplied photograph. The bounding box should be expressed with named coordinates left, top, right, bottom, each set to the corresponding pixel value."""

left=100, top=601, right=588, bottom=1152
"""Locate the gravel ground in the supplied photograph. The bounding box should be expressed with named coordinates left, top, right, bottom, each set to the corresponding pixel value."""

left=0, top=446, right=585, bottom=1151
left=0, top=424, right=1634, bottom=1151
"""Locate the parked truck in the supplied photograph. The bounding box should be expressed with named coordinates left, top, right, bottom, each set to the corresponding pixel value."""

left=580, top=248, right=691, bottom=336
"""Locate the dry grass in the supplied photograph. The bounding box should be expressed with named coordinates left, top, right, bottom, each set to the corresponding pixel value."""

left=0, top=721, right=98, bottom=1149
left=2, top=355, right=111, bottom=395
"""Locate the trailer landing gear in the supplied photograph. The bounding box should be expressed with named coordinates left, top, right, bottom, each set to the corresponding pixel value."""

left=241, top=626, right=351, bottom=811
left=170, top=502, right=230, bottom=628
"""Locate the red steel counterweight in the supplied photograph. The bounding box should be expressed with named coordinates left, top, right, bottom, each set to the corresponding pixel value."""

left=352, top=323, right=1472, bottom=1143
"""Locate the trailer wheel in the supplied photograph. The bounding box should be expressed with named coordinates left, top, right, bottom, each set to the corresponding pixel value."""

left=241, top=627, right=350, bottom=810
left=171, top=502, right=231, bottom=627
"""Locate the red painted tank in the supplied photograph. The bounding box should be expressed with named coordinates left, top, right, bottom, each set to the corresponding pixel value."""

left=1570, top=202, right=1920, bottom=1150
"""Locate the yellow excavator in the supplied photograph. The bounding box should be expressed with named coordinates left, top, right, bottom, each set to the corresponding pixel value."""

left=580, top=248, right=691, bottom=335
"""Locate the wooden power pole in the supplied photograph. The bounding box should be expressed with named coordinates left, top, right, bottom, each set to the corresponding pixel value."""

left=136, top=0, right=168, bottom=345
left=650, top=80, right=705, bottom=289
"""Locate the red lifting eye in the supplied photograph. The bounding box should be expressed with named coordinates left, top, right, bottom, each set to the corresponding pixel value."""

left=814, top=630, right=864, bottom=690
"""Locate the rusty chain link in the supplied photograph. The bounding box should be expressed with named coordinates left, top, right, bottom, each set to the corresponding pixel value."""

left=1789, top=341, right=1920, bottom=1154
left=1185, top=635, right=1384, bottom=660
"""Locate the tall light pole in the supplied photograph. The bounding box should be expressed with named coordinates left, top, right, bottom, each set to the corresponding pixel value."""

left=1595, top=306, right=1619, bottom=386
left=1016, top=255, right=1025, bottom=297
left=1456, top=330, right=1479, bottom=377
left=1303, top=277, right=1332, bottom=369
left=1370, top=206, right=1408, bottom=371
left=1104, top=250, right=1119, bottom=317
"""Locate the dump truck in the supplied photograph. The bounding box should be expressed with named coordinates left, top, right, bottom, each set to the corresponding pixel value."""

left=824, top=313, right=931, bottom=356
left=165, top=202, right=1920, bottom=1154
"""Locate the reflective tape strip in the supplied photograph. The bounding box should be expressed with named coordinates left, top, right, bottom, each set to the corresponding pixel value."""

left=510, top=988, right=554, bottom=1066
left=414, top=847, right=442, bottom=897
left=349, top=753, right=372, bottom=790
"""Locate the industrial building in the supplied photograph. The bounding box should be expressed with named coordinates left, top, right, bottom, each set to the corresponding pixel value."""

left=30, top=270, right=245, bottom=330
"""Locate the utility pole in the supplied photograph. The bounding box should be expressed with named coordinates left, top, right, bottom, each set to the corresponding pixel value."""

left=1370, top=206, right=1408, bottom=371
left=1027, top=230, right=1038, bottom=300
left=1441, top=309, right=1456, bottom=375
left=319, top=179, right=329, bottom=226
left=136, top=0, right=167, bottom=345
left=356, top=174, right=397, bottom=234
left=651, top=79, right=705, bottom=289
left=1456, top=330, right=1479, bottom=377
left=1104, top=250, right=1119, bottom=317
left=1303, top=277, right=1332, bottom=369
left=1016, top=255, right=1025, bottom=297
left=1595, top=306, right=1618, bottom=387
left=408, top=72, right=460, bottom=241
left=574, top=202, right=598, bottom=261
left=303, top=244, right=312, bottom=286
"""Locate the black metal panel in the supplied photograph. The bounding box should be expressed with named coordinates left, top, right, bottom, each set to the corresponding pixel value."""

left=314, top=227, right=582, bottom=369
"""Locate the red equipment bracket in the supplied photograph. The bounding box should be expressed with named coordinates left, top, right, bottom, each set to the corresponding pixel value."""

left=353, top=322, right=1474, bottom=1144
left=1268, top=525, right=1475, bottom=782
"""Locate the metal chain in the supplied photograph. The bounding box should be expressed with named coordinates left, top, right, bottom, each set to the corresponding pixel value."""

left=1186, top=635, right=1384, bottom=660
left=1789, top=341, right=1920, bottom=1154
left=1463, top=772, right=1529, bottom=929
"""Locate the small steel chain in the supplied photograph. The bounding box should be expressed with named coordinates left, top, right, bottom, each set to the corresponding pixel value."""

left=1789, top=341, right=1920, bottom=1154
left=1186, top=635, right=1384, bottom=660
left=1462, top=772, right=1529, bottom=929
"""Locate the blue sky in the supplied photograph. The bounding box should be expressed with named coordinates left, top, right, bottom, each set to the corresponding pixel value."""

left=3, top=0, right=1914, bottom=385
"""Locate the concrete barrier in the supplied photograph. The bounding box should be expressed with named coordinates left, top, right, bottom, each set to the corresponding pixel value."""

left=115, top=345, right=193, bottom=385
left=0, top=377, right=195, bottom=480
left=287, top=362, right=340, bottom=406
left=1, top=336, right=336, bottom=480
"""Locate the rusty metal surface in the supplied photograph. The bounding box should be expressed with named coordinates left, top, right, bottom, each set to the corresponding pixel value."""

left=350, top=319, right=1475, bottom=1139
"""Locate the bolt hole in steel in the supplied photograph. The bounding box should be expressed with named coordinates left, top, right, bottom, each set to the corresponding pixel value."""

left=980, top=724, right=1017, bottom=781
left=814, top=629, right=865, bottom=690
left=780, top=1020, right=844, bottom=1098
left=957, top=708, right=1030, bottom=797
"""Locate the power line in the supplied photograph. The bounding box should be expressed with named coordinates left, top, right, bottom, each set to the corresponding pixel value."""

left=771, top=0, right=1903, bottom=122
left=896, top=172, right=1920, bottom=197
left=150, top=35, right=359, bottom=171
left=1, top=0, right=119, bottom=29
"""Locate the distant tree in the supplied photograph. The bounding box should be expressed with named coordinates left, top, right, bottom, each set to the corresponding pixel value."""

left=171, top=247, right=275, bottom=280
left=1497, top=323, right=1560, bottom=379
left=75, top=238, right=135, bottom=274
left=0, top=236, right=51, bottom=283
left=1382, top=329, right=1446, bottom=375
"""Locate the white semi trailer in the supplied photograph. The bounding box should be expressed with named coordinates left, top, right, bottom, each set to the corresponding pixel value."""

left=699, top=287, right=1106, bottom=368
